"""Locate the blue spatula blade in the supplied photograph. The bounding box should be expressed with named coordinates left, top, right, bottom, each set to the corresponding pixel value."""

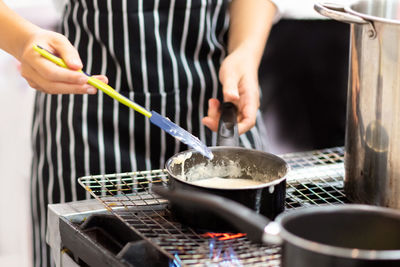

left=150, top=111, right=213, bottom=159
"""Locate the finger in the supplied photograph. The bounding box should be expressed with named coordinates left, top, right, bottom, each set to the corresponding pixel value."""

left=207, top=98, right=220, bottom=117
left=22, top=64, right=95, bottom=94
left=202, top=98, right=221, bottom=132
left=91, top=75, right=108, bottom=84
left=81, top=75, right=109, bottom=94
left=221, top=76, right=240, bottom=103
left=45, top=82, right=96, bottom=94
left=28, top=49, right=88, bottom=85
left=237, top=118, right=255, bottom=135
left=237, top=105, right=258, bottom=135
left=51, top=36, right=83, bottom=70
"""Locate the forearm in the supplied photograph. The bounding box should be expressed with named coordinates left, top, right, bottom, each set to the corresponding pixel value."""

left=228, top=0, right=277, bottom=68
left=0, top=0, right=39, bottom=60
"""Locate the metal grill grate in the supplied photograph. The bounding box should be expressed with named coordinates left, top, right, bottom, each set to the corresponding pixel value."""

left=78, top=147, right=346, bottom=266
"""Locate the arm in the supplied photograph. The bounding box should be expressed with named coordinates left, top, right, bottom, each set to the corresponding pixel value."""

left=0, top=0, right=106, bottom=94
left=227, top=0, right=276, bottom=66
left=202, top=0, right=277, bottom=135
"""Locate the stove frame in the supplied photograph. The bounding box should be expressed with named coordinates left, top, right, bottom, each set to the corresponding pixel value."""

left=71, top=147, right=346, bottom=266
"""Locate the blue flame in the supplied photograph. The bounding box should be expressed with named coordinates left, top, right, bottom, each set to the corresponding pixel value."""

left=170, top=236, right=244, bottom=266
left=208, top=239, right=243, bottom=266
left=169, top=253, right=182, bottom=267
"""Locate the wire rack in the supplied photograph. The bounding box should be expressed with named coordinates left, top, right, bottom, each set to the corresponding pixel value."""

left=78, top=146, right=346, bottom=266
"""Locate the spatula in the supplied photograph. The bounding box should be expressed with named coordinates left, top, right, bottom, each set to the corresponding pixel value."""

left=33, top=44, right=213, bottom=159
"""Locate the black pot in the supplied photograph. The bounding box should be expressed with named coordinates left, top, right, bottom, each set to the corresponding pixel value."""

left=153, top=186, right=400, bottom=267
left=165, top=102, right=289, bottom=231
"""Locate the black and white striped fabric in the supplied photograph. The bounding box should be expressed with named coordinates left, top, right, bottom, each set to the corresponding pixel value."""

left=31, top=0, right=268, bottom=266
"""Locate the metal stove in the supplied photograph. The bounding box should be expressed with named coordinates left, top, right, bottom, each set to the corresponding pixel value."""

left=47, top=147, right=346, bottom=267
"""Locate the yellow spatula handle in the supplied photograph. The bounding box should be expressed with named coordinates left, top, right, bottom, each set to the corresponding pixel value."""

left=33, top=44, right=152, bottom=118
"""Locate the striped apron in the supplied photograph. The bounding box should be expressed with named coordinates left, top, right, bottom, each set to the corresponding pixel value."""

left=31, top=0, right=268, bottom=266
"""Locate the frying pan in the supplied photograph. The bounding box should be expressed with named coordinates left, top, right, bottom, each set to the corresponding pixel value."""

left=153, top=186, right=400, bottom=267
left=164, top=102, right=289, bottom=231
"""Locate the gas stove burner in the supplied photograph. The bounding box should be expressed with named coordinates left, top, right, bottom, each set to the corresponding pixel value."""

left=56, top=147, right=346, bottom=266
left=60, top=213, right=171, bottom=267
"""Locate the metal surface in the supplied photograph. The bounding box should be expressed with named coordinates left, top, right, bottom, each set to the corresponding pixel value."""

left=277, top=205, right=400, bottom=260
left=47, top=199, right=111, bottom=267
left=166, top=147, right=288, bottom=229
left=166, top=147, right=288, bottom=189
left=315, top=1, right=400, bottom=208
left=314, top=3, right=376, bottom=38
left=314, top=3, right=369, bottom=24
left=346, top=0, right=400, bottom=25
left=154, top=185, right=400, bottom=266
left=78, top=147, right=346, bottom=266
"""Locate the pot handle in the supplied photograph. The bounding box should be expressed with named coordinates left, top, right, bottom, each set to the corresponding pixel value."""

left=217, top=102, right=240, bottom=147
left=152, top=185, right=282, bottom=245
left=314, top=2, right=368, bottom=24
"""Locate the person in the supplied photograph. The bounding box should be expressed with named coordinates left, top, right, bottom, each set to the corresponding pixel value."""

left=0, top=0, right=281, bottom=266
left=259, top=0, right=349, bottom=153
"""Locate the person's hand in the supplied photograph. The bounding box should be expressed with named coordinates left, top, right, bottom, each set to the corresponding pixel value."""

left=202, top=49, right=260, bottom=135
left=18, top=28, right=107, bottom=94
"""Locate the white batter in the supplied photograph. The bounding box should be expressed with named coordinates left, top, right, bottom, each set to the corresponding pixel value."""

left=191, top=177, right=264, bottom=189
left=170, top=152, right=192, bottom=178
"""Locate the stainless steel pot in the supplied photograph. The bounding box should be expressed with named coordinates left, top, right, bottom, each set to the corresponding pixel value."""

left=315, top=1, right=400, bottom=208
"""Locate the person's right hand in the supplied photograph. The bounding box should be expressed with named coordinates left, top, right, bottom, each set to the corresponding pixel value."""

left=18, top=29, right=107, bottom=94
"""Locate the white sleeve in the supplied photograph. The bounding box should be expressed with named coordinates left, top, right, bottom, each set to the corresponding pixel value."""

left=52, top=0, right=67, bottom=11
left=50, top=0, right=67, bottom=18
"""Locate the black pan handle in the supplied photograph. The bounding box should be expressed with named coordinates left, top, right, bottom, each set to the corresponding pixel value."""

left=152, top=186, right=270, bottom=243
left=217, top=102, right=239, bottom=146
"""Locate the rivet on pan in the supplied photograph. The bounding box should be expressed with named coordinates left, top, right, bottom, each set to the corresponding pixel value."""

left=269, top=186, right=275, bottom=194
left=367, top=30, right=374, bottom=38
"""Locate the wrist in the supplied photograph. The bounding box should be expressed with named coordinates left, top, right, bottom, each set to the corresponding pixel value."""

left=16, top=25, right=42, bottom=60
left=0, top=2, right=41, bottom=60
left=227, top=45, right=261, bottom=71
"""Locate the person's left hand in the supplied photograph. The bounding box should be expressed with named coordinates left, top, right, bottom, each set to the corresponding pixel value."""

left=202, top=49, right=260, bottom=135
